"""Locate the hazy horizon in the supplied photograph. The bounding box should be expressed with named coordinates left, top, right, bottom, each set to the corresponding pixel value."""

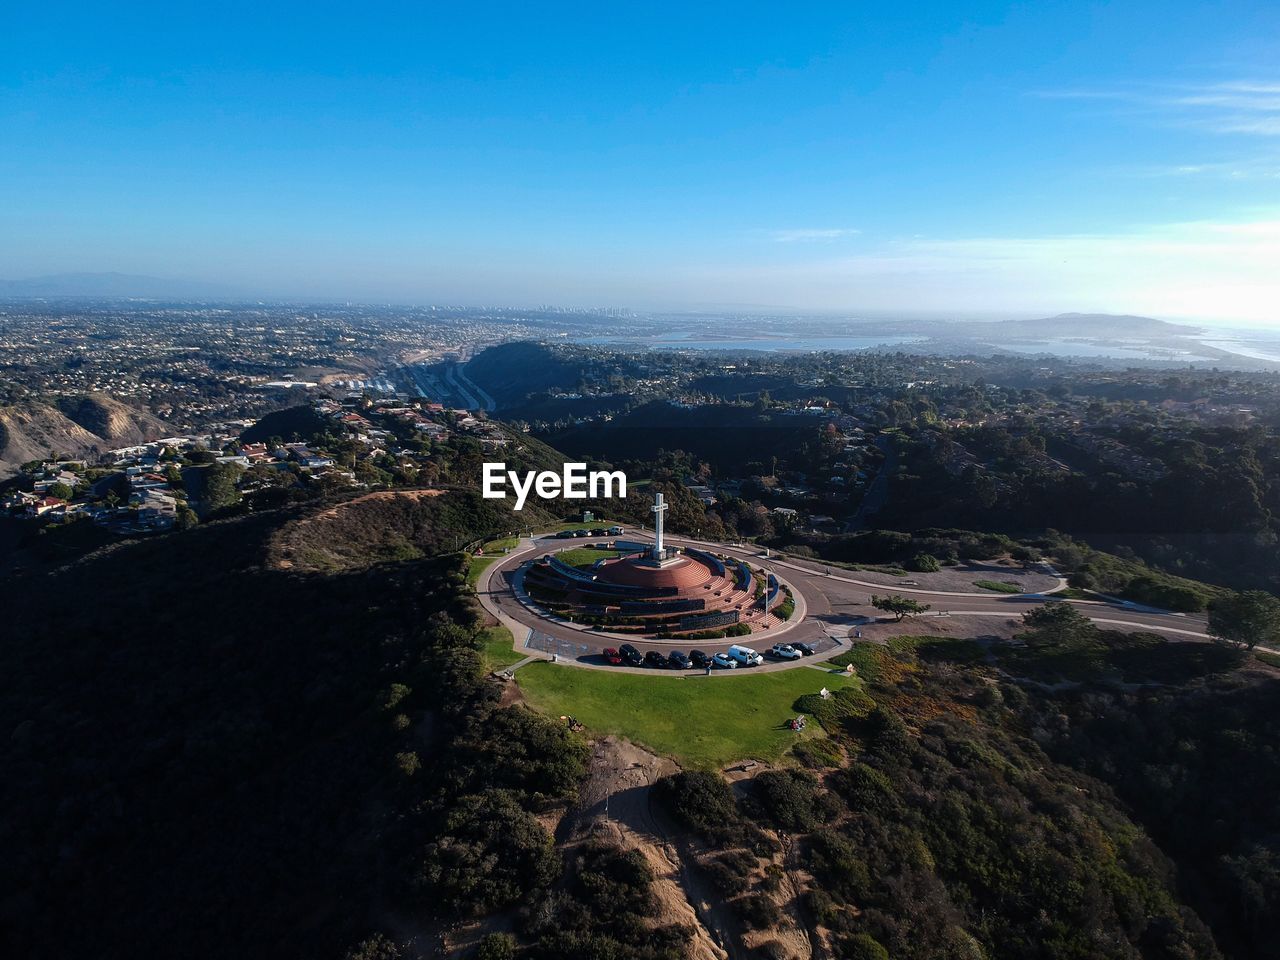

left=4, top=3, right=1279, bottom=325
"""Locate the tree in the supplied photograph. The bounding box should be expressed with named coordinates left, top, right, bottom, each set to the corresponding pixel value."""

left=175, top=505, right=198, bottom=531
left=870, top=594, right=931, bottom=621
left=1021, top=600, right=1095, bottom=647
left=475, top=933, right=516, bottom=960
left=1208, top=590, right=1280, bottom=651
left=1068, top=569, right=1097, bottom=591
left=47, top=482, right=74, bottom=501
left=1010, top=545, right=1039, bottom=568
left=907, top=552, right=940, bottom=573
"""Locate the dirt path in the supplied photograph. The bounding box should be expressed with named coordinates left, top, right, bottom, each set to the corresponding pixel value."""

left=558, top=737, right=737, bottom=959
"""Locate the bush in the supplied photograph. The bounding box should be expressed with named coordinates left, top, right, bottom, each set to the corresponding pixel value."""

left=1068, top=569, right=1097, bottom=590
left=794, top=687, right=876, bottom=731
left=655, top=771, right=738, bottom=833
left=840, top=932, right=890, bottom=960
left=345, top=933, right=402, bottom=960
left=792, top=736, right=843, bottom=769
left=1124, top=575, right=1208, bottom=612
left=751, top=770, right=837, bottom=831
left=806, top=831, right=871, bottom=901
left=703, top=855, right=752, bottom=895
left=475, top=933, right=517, bottom=960
left=907, top=552, right=940, bottom=573
left=417, top=792, right=561, bottom=916
left=734, top=892, right=783, bottom=930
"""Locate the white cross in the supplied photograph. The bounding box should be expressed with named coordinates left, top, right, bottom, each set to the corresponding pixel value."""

left=651, top=491, right=668, bottom=558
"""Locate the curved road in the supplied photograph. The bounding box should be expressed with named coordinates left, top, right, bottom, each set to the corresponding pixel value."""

left=473, top=529, right=1273, bottom=670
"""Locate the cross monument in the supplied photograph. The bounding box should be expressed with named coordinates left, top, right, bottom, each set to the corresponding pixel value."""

left=651, top=491, right=668, bottom=560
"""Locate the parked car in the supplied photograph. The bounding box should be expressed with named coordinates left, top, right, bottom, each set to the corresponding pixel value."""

left=618, top=644, right=644, bottom=667
left=590, top=528, right=607, bottom=536
left=668, top=650, right=690, bottom=669
left=768, top=643, right=802, bottom=660
left=727, top=644, right=764, bottom=666
left=554, top=530, right=576, bottom=539
left=644, top=650, right=670, bottom=668
left=790, top=642, right=816, bottom=656
left=572, top=529, right=591, bottom=538
left=689, top=649, right=711, bottom=668
left=712, top=652, right=737, bottom=669
left=607, top=526, right=624, bottom=535
left=602, top=647, right=623, bottom=665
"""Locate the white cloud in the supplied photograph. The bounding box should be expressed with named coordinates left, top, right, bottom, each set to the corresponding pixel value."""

left=1040, top=78, right=1280, bottom=137
left=681, top=214, right=1280, bottom=325
left=768, top=227, right=861, bottom=243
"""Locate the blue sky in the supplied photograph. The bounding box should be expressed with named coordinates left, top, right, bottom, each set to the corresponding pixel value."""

left=3, top=2, right=1279, bottom=322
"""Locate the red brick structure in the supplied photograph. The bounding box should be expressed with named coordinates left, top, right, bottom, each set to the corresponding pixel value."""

left=523, top=543, right=786, bottom=637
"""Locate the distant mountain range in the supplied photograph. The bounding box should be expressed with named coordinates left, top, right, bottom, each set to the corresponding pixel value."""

left=0, top=272, right=247, bottom=300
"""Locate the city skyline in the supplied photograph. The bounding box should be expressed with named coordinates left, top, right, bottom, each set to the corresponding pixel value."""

left=3, top=2, right=1279, bottom=324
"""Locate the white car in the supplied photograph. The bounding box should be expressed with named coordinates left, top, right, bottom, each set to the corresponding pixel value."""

left=769, top=643, right=802, bottom=660
left=711, top=653, right=737, bottom=669
left=727, top=644, right=764, bottom=667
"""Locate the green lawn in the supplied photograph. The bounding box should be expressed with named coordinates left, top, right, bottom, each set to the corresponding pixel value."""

left=555, top=546, right=624, bottom=569
left=1255, top=650, right=1280, bottom=670
left=973, top=579, right=1023, bottom=593
left=466, top=555, right=498, bottom=588
left=481, top=626, right=524, bottom=670
left=516, top=662, right=857, bottom=768
left=483, top=536, right=519, bottom=552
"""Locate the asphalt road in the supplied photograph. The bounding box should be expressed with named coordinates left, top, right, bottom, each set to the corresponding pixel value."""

left=473, top=528, right=1271, bottom=672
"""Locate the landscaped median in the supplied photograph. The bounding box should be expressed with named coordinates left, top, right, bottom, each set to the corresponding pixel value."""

left=515, top=660, right=859, bottom=768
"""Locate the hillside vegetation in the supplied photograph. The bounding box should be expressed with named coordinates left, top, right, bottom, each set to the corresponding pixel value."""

left=1, top=496, right=592, bottom=959
left=269, top=487, right=557, bottom=572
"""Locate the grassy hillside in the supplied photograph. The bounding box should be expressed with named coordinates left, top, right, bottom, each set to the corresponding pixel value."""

left=517, top=662, right=856, bottom=768
left=269, top=488, right=558, bottom=572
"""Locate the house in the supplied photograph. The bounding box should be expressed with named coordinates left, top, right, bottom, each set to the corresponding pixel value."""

left=27, top=496, right=67, bottom=517
left=3, top=491, right=38, bottom=511
left=239, top=442, right=271, bottom=460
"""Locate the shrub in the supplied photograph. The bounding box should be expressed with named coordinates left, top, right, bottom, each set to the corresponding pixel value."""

left=734, top=892, right=783, bottom=930
left=655, top=771, right=738, bottom=833
left=475, top=933, right=517, bottom=960
left=345, top=933, right=401, bottom=960
left=806, top=831, right=871, bottom=901
left=828, top=763, right=900, bottom=816
left=792, top=736, right=843, bottom=769
left=703, top=855, right=752, bottom=895
left=752, top=770, right=834, bottom=831
left=907, top=552, right=940, bottom=573
left=794, top=687, right=876, bottom=731
left=417, top=792, right=560, bottom=916
left=840, top=932, right=890, bottom=960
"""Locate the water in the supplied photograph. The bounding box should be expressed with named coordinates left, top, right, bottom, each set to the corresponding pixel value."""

left=573, top=332, right=926, bottom=352
left=1199, top=340, right=1280, bottom=363
left=994, top=340, right=1200, bottom=360
left=569, top=329, right=1280, bottom=364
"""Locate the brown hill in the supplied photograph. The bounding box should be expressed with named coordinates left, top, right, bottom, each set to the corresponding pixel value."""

left=0, top=394, right=169, bottom=477
left=55, top=394, right=170, bottom=446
